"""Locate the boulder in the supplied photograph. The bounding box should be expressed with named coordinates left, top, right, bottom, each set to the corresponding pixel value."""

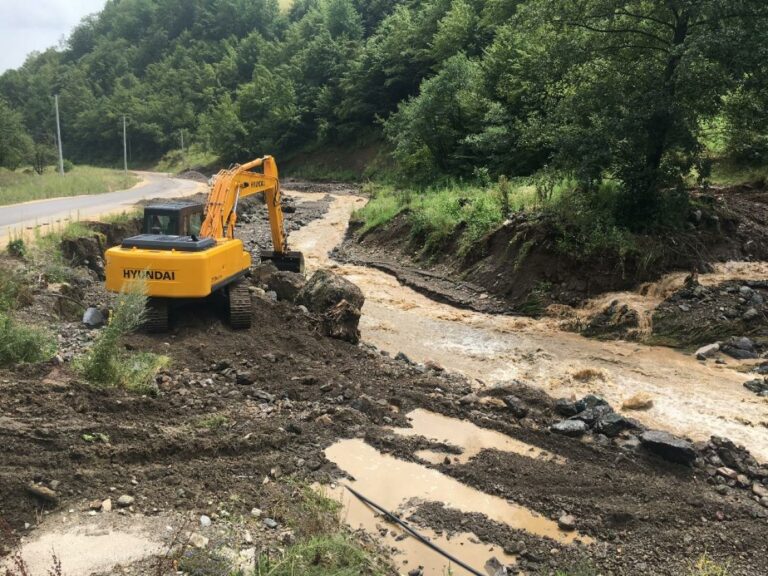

left=297, top=269, right=364, bottom=313
left=640, top=430, right=697, bottom=465
left=551, top=419, right=588, bottom=437
left=695, top=342, right=720, bottom=360
left=554, top=398, right=580, bottom=417
left=503, top=395, right=529, bottom=419
left=743, top=379, right=768, bottom=395
left=83, top=307, right=106, bottom=328
left=594, top=413, right=642, bottom=437
left=569, top=404, right=613, bottom=426
left=251, top=261, right=279, bottom=286
left=266, top=271, right=306, bottom=302
left=321, top=299, right=362, bottom=344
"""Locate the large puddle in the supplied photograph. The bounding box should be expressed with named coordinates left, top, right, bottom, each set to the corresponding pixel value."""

left=324, top=437, right=590, bottom=575
left=393, top=408, right=565, bottom=466
left=287, top=191, right=768, bottom=461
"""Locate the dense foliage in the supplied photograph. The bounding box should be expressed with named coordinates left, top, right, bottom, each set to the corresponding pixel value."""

left=2, top=0, right=768, bottom=226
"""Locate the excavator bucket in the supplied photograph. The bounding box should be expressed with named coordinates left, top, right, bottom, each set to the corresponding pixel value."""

left=261, top=250, right=305, bottom=274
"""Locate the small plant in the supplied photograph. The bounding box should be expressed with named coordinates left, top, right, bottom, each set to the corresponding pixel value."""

left=196, top=414, right=230, bottom=430
left=497, top=175, right=511, bottom=219
left=689, top=553, right=730, bottom=576
left=75, top=282, right=168, bottom=393
left=0, top=313, right=56, bottom=367
left=7, top=238, right=26, bottom=259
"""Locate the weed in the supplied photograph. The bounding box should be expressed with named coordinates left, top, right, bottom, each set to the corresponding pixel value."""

left=254, top=534, right=386, bottom=576
left=196, top=414, right=230, bottom=430
left=7, top=239, right=26, bottom=259
left=0, top=313, right=56, bottom=367
left=571, top=368, right=606, bottom=382
left=689, top=553, right=731, bottom=576
left=75, top=282, right=168, bottom=393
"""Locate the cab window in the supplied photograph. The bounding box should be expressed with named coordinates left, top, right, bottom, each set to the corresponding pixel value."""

left=188, top=212, right=202, bottom=236
left=145, top=214, right=177, bottom=235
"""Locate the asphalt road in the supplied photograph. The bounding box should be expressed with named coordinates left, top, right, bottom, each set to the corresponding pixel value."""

left=0, top=172, right=204, bottom=245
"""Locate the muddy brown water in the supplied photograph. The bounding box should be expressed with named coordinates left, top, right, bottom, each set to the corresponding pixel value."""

left=322, top=408, right=583, bottom=575
left=287, top=191, right=768, bottom=462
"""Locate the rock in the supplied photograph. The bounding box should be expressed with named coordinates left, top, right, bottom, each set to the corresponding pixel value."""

left=407, top=569, right=423, bottom=576
left=89, top=499, right=102, bottom=511
left=739, top=285, right=753, bottom=297
left=484, top=557, right=506, bottom=576
left=503, top=395, right=529, bottom=418
left=116, top=494, right=135, bottom=508
left=263, top=518, right=278, bottom=529
left=251, top=261, right=279, bottom=285
left=394, top=352, right=413, bottom=364
left=717, top=467, right=738, bottom=480
left=48, top=282, right=84, bottom=320
left=267, top=271, right=306, bottom=302
left=640, top=430, right=697, bottom=465
left=695, top=343, right=720, bottom=360
left=200, top=515, right=212, bottom=528
left=753, top=483, right=768, bottom=499
left=82, top=307, right=106, bottom=328
left=722, top=345, right=758, bottom=360
left=251, top=508, right=262, bottom=518
left=554, top=398, right=580, bottom=417
left=321, top=299, right=362, bottom=344
left=551, top=419, right=588, bottom=437
left=424, top=360, right=444, bottom=372
left=236, top=371, right=255, bottom=385
left=557, top=514, right=577, bottom=531
left=459, top=392, right=480, bottom=405
left=188, top=532, right=208, bottom=549
left=102, top=498, right=112, bottom=512
left=26, top=484, right=58, bottom=504
left=743, top=307, right=760, bottom=321
left=569, top=404, right=613, bottom=426
left=297, top=269, right=365, bottom=313
left=743, top=379, right=768, bottom=395
left=594, top=413, right=642, bottom=437
left=730, top=336, right=755, bottom=351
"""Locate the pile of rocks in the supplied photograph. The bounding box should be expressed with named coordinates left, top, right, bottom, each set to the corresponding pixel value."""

left=701, top=436, right=768, bottom=509
left=551, top=394, right=643, bottom=439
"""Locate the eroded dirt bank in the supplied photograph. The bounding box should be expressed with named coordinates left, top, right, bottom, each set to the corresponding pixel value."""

left=0, top=182, right=767, bottom=576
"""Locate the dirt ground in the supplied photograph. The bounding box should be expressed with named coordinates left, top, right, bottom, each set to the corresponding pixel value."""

left=1, top=183, right=767, bottom=576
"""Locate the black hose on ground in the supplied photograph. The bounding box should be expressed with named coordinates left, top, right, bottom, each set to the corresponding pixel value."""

left=343, top=484, right=487, bottom=576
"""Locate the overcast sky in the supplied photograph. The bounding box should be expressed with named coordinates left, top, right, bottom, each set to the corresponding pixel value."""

left=0, top=0, right=107, bottom=72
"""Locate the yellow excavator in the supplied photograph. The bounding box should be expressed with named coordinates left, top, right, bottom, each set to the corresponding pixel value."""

left=104, top=156, right=304, bottom=331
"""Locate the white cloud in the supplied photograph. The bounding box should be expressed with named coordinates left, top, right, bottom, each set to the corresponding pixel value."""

left=0, top=0, right=107, bottom=72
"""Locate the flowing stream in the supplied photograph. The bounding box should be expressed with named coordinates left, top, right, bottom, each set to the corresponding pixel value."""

left=287, top=191, right=768, bottom=461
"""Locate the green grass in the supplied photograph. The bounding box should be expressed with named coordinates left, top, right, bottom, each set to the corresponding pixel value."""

left=0, top=312, right=56, bottom=366
left=355, top=177, right=565, bottom=256
left=708, top=160, right=768, bottom=186
left=0, top=166, right=138, bottom=206
left=155, top=144, right=218, bottom=174
left=253, top=534, right=388, bottom=576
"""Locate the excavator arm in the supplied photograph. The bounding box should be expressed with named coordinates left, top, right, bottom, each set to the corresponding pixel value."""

left=199, top=155, right=303, bottom=272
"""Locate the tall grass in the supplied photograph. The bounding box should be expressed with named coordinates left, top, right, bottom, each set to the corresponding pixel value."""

left=75, top=282, right=168, bottom=394
left=155, top=144, right=218, bottom=174
left=0, top=166, right=138, bottom=206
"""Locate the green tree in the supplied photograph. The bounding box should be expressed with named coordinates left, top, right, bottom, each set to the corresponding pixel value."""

left=0, top=99, right=33, bottom=169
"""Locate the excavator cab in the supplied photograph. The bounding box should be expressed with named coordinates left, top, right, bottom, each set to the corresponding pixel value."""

left=142, top=202, right=204, bottom=237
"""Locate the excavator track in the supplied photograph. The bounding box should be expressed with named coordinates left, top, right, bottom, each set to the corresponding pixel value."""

left=145, top=298, right=169, bottom=333
left=228, top=279, right=252, bottom=330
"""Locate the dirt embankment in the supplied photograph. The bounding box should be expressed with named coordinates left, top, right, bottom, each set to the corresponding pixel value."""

left=338, top=185, right=768, bottom=315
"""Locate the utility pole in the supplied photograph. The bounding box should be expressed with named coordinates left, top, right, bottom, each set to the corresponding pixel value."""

left=180, top=129, right=185, bottom=155
left=54, top=95, right=64, bottom=175
left=122, top=115, right=128, bottom=177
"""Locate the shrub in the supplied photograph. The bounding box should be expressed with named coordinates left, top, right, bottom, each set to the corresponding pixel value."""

left=0, top=313, right=56, bottom=366
left=6, top=239, right=26, bottom=259
left=76, top=284, right=168, bottom=393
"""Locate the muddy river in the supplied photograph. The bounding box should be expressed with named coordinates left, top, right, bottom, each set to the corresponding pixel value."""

left=288, top=191, right=768, bottom=462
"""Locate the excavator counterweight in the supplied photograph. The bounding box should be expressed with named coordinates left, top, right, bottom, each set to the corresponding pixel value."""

left=104, top=156, right=303, bottom=331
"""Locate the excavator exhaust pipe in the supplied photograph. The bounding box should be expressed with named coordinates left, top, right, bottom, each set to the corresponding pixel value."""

left=261, top=250, right=305, bottom=274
